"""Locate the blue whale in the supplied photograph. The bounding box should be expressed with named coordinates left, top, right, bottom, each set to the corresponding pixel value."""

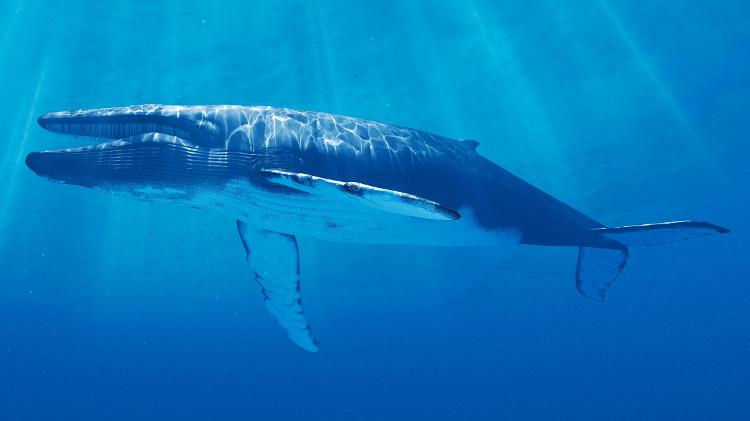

left=26, top=105, right=729, bottom=351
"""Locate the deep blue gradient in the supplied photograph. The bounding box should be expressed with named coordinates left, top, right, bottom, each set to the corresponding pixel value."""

left=0, top=1, right=747, bottom=419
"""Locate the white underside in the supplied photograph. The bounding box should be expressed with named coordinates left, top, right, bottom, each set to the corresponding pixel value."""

left=190, top=180, right=520, bottom=247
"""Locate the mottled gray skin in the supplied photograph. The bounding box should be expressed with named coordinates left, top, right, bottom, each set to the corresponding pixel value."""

left=29, top=105, right=607, bottom=248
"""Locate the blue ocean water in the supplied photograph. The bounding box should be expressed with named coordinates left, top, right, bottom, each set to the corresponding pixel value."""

left=0, top=0, right=747, bottom=419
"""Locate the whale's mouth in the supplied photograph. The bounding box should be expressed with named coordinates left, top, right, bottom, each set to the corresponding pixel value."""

left=26, top=106, right=226, bottom=187
left=26, top=133, right=206, bottom=187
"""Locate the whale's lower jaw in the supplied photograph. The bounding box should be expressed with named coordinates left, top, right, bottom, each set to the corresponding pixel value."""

left=24, top=132, right=270, bottom=196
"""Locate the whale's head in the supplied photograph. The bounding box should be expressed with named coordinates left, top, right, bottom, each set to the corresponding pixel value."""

left=26, top=105, right=299, bottom=204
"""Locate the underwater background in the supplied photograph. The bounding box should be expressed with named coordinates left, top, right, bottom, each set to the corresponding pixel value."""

left=0, top=0, right=747, bottom=419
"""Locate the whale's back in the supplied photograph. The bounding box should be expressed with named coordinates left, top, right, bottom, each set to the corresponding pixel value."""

left=245, top=108, right=605, bottom=245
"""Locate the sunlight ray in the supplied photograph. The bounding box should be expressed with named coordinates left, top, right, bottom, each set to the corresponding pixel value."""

left=466, top=0, right=568, bottom=189
left=308, top=1, right=341, bottom=112
left=0, top=0, right=23, bottom=68
left=0, top=56, right=48, bottom=247
left=598, top=0, right=696, bottom=138
left=598, top=0, right=728, bottom=187
left=403, top=2, right=465, bottom=137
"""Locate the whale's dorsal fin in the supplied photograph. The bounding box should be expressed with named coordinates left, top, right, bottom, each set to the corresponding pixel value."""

left=261, top=169, right=460, bottom=221
left=460, top=139, right=479, bottom=150
left=236, top=221, right=318, bottom=352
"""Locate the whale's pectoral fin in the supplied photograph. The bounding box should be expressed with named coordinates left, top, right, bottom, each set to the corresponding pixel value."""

left=261, top=169, right=460, bottom=221
left=236, top=220, right=318, bottom=352
left=576, top=246, right=629, bottom=301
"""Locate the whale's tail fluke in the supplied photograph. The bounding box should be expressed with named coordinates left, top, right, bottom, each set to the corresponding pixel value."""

left=576, top=221, right=729, bottom=301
